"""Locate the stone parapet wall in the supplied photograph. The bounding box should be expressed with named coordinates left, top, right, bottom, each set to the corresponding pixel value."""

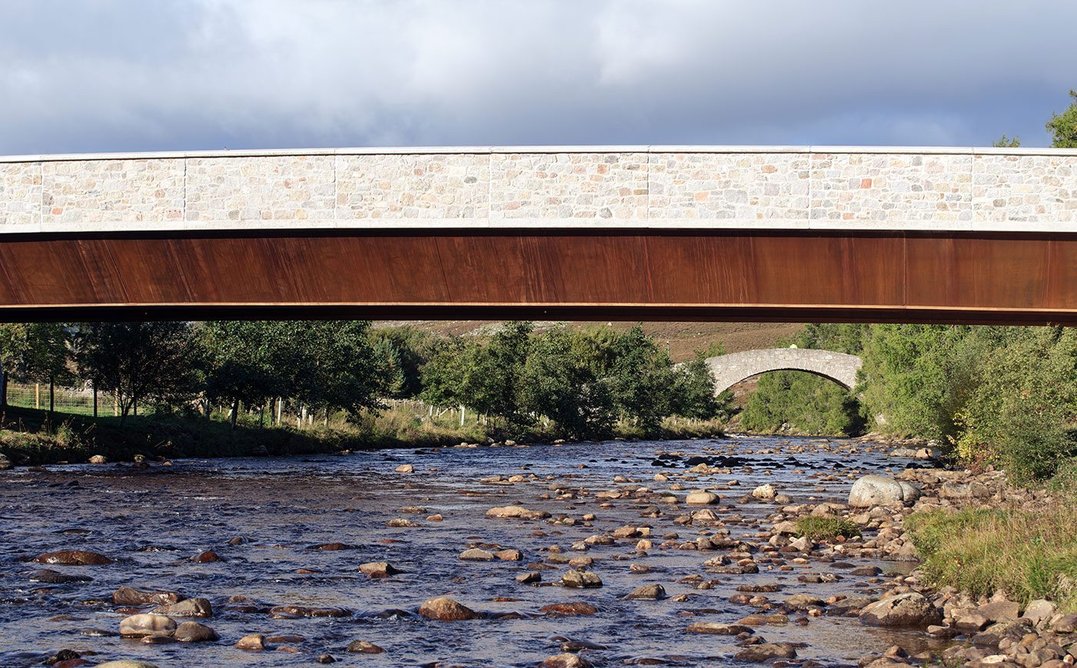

left=1, top=147, right=1075, bottom=232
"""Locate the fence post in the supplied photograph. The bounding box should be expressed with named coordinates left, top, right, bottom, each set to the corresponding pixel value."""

left=35, top=383, right=40, bottom=409
left=0, top=366, right=6, bottom=408
left=459, top=405, right=466, bottom=427
left=92, top=381, right=98, bottom=419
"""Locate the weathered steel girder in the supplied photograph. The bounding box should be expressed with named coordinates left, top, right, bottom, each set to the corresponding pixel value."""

left=0, top=228, right=1073, bottom=324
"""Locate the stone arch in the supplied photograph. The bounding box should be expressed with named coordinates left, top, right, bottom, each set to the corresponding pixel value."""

left=705, top=348, right=863, bottom=395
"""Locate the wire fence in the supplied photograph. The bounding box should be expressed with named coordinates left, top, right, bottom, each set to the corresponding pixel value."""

left=4, top=382, right=128, bottom=417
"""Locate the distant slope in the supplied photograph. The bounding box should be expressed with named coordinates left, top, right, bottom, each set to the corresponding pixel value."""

left=373, top=321, right=803, bottom=362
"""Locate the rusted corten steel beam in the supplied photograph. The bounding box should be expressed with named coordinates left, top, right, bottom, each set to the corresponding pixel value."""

left=0, top=228, right=1073, bottom=325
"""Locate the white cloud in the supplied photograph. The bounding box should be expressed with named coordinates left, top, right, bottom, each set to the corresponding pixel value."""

left=0, top=0, right=1074, bottom=153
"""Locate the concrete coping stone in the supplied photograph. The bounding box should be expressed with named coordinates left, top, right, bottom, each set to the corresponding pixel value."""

left=2, top=144, right=1077, bottom=164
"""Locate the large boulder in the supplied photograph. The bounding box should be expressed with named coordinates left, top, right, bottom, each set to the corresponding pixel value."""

left=848, top=475, right=921, bottom=507
left=859, top=593, right=941, bottom=628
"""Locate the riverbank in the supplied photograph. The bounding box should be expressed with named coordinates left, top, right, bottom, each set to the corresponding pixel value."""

left=0, top=405, right=726, bottom=467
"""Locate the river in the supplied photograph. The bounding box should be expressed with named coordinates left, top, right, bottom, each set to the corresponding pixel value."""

left=0, top=435, right=952, bottom=667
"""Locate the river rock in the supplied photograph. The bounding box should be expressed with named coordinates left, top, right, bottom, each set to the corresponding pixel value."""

left=543, top=654, right=593, bottom=668
left=0, top=454, right=11, bottom=470
left=939, top=481, right=991, bottom=499
left=173, top=621, right=218, bottom=642
left=626, top=584, right=666, bottom=600
left=395, top=464, right=414, bottom=473
left=848, top=475, right=920, bottom=507
left=541, top=602, right=598, bottom=616
left=30, top=569, right=92, bottom=584
left=685, top=491, right=719, bottom=505
left=235, top=633, right=266, bottom=651
left=113, top=586, right=182, bottom=606
left=359, top=561, right=402, bottom=578
left=1021, top=599, right=1056, bottom=628
left=976, top=599, right=1020, bottom=623
left=95, top=662, right=160, bottom=668
left=418, top=596, right=479, bottom=621
left=686, top=622, right=753, bottom=635
left=119, top=613, right=176, bottom=638
left=562, top=569, right=602, bottom=588
left=495, top=548, right=522, bottom=561
left=347, top=640, right=385, bottom=654
left=270, top=605, right=351, bottom=618
left=516, top=572, right=541, bottom=584
left=752, top=484, right=777, bottom=500
left=155, top=597, right=212, bottom=618
left=485, top=505, right=550, bottom=520
left=33, top=549, right=112, bottom=565
left=459, top=548, right=495, bottom=561
left=734, top=643, right=797, bottom=662
left=192, top=550, right=223, bottom=563
left=858, top=592, right=941, bottom=627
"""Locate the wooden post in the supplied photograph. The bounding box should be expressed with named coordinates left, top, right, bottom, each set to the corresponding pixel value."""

left=92, top=381, right=98, bottom=418
left=35, top=383, right=40, bottom=409
left=0, top=366, right=7, bottom=408
left=49, top=378, right=54, bottom=415
left=459, top=405, right=466, bottom=427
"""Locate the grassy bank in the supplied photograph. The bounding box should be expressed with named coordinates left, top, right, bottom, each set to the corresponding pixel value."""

left=0, top=404, right=725, bottom=466
left=905, top=493, right=1077, bottom=612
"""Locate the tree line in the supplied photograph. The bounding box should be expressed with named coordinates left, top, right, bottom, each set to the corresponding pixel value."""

left=0, top=321, right=727, bottom=439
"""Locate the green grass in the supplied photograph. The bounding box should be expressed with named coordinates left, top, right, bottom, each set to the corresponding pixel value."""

left=795, top=516, right=861, bottom=541
left=906, top=504, right=1077, bottom=612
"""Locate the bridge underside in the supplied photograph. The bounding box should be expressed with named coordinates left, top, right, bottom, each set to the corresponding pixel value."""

left=0, top=229, right=1074, bottom=324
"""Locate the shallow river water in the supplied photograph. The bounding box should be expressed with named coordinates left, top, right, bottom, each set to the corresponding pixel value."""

left=0, top=436, right=947, bottom=667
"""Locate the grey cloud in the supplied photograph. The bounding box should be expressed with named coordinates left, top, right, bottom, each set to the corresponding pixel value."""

left=0, top=0, right=1075, bottom=154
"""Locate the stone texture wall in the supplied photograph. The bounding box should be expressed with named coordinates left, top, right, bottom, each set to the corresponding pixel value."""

left=1, top=149, right=1074, bottom=229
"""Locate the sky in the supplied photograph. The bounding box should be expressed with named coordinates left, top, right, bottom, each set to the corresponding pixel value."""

left=1, top=0, right=1076, bottom=155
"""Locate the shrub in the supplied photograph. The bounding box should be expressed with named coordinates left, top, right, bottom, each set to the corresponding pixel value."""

left=794, top=516, right=861, bottom=541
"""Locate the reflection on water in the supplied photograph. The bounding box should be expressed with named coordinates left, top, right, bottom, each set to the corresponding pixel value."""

left=0, top=436, right=948, bottom=666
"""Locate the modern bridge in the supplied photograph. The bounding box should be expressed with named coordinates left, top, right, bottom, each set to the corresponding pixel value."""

left=0, top=145, right=1074, bottom=324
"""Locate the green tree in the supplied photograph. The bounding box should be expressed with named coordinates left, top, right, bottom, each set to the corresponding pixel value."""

left=858, top=325, right=993, bottom=440
left=606, top=325, right=677, bottom=434
left=519, top=327, right=615, bottom=439
left=955, top=327, right=1077, bottom=481
left=669, top=352, right=726, bottom=420
left=278, top=321, right=389, bottom=423
left=201, top=321, right=286, bottom=429
left=74, top=322, right=204, bottom=424
left=16, top=323, right=73, bottom=419
left=370, top=326, right=434, bottom=399
left=1046, top=89, right=1077, bottom=148
left=0, top=324, right=28, bottom=409
left=443, top=322, right=533, bottom=427
left=993, top=135, right=1021, bottom=148
left=419, top=336, right=473, bottom=408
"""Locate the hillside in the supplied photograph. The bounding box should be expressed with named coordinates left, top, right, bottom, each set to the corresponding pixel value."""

left=373, top=321, right=803, bottom=362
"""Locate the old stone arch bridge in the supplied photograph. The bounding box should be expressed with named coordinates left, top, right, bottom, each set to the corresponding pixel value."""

left=705, top=348, right=863, bottom=395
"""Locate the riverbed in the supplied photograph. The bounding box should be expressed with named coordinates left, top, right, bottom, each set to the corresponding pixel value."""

left=0, top=436, right=948, bottom=667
